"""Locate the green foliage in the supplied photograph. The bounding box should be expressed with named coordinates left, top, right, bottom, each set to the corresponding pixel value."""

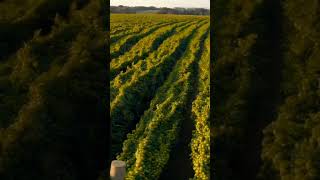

left=116, top=22, right=209, bottom=179
left=191, top=34, right=210, bottom=180
left=213, top=0, right=320, bottom=180
left=0, top=0, right=108, bottom=179
left=212, top=0, right=261, bottom=179
left=110, top=16, right=208, bottom=159
left=259, top=1, right=320, bottom=179
left=110, top=20, right=195, bottom=79
left=110, top=14, right=210, bottom=179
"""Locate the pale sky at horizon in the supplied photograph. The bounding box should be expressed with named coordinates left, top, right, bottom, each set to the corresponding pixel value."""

left=110, top=0, right=210, bottom=9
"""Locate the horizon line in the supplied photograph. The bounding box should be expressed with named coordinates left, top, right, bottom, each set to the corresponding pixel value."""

left=110, top=4, right=210, bottom=10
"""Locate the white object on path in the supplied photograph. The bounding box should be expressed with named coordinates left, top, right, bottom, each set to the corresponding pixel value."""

left=110, top=160, right=126, bottom=180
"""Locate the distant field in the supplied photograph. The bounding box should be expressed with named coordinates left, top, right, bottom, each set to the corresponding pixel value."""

left=110, top=14, right=210, bottom=179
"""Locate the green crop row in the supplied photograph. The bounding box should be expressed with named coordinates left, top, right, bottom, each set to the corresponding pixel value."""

left=117, top=23, right=210, bottom=180
left=110, top=21, right=208, bottom=158
left=110, top=20, right=196, bottom=80
left=190, top=33, right=210, bottom=180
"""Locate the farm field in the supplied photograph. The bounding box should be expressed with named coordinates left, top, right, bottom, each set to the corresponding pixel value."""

left=110, top=14, right=210, bottom=180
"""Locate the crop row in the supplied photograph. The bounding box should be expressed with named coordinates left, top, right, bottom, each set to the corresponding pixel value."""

left=110, top=21, right=179, bottom=59
left=110, top=20, right=197, bottom=80
left=110, top=20, right=208, bottom=158
left=117, top=23, right=210, bottom=180
left=190, top=33, right=210, bottom=180
left=110, top=19, right=207, bottom=103
left=110, top=21, right=169, bottom=44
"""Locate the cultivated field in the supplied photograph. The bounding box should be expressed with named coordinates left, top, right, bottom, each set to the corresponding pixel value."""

left=110, top=14, right=210, bottom=180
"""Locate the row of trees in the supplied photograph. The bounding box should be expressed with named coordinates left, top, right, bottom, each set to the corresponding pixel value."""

left=111, top=5, right=210, bottom=15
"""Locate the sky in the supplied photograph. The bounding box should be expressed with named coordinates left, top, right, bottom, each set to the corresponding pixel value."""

left=110, top=0, right=210, bottom=9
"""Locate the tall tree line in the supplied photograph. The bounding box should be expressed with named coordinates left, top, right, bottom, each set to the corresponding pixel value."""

left=111, top=5, right=210, bottom=15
